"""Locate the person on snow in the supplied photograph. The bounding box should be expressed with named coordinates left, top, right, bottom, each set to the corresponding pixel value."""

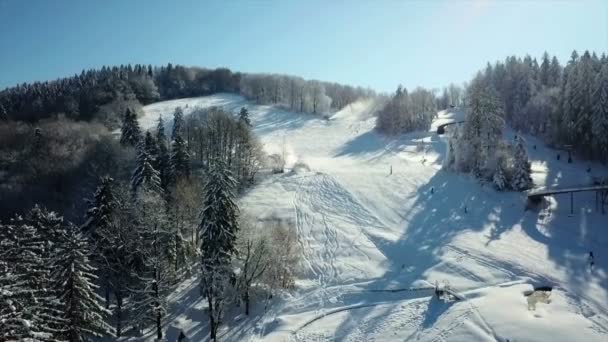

left=588, top=251, right=595, bottom=271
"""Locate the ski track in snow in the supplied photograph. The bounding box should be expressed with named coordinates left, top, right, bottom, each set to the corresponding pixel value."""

left=130, top=94, right=608, bottom=342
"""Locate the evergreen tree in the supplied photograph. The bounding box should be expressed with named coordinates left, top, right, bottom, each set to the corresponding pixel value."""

left=156, top=116, right=171, bottom=190
left=238, top=107, right=251, bottom=127
left=52, top=226, right=112, bottom=342
left=540, top=52, right=551, bottom=87
left=143, top=131, right=159, bottom=168
left=129, top=194, right=171, bottom=340
left=81, top=176, right=118, bottom=309
left=1, top=212, right=67, bottom=341
left=511, top=135, right=533, bottom=191
left=0, top=222, right=32, bottom=341
left=132, top=146, right=162, bottom=196
left=82, top=176, right=116, bottom=239
left=592, top=65, right=608, bottom=161
left=120, top=108, right=142, bottom=147
left=199, top=160, right=239, bottom=341
left=549, top=56, right=561, bottom=88
left=170, top=135, right=191, bottom=182
left=172, top=107, right=185, bottom=141
left=493, top=158, right=508, bottom=191
left=571, top=52, right=595, bottom=155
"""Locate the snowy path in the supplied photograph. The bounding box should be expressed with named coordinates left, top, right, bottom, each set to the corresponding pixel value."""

left=133, top=94, right=608, bottom=342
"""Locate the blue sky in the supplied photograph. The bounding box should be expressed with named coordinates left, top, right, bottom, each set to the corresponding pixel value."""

left=0, top=0, right=606, bottom=92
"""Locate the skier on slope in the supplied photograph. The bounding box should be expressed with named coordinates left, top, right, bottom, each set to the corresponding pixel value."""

left=588, top=251, right=595, bottom=271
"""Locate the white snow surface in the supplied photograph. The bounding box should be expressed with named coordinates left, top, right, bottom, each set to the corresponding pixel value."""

left=132, top=94, right=608, bottom=341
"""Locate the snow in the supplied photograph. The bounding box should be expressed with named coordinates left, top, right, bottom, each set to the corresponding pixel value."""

left=131, top=94, right=608, bottom=341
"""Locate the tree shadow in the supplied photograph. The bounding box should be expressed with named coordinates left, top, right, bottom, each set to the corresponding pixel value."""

left=301, top=163, right=607, bottom=339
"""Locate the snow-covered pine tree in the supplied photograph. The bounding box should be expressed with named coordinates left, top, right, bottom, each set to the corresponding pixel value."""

left=82, top=176, right=118, bottom=309
left=131, top=145, right=162, bottom=196
left=540, top=52, right=551, bottom=88
left=143, top=131, right=159, bottom=169
left=0, top=221, right=32, bottom=341
left=52, top=225, right=112, bottom=341
left=592, top=65, right=608, bottom=162
left=1, top=213, right=67, bottom=341
left=549, top=56, right=562, bottom=88
left=129, top=194, right=172, bottom=340
left=238, top=107, right=251, bottom=127
left=172, top=107, right=185, bottom=141
left=493, top=157, right=508, bottom=191
left=459, top=73, right=505, bottom=179
left=156, top=116, right=171, bottom=190
left=27, top=205, right=67, bottom=258
left=511, top=135, right=533, bottom=191
left=199, top=160, right=239, bottom=341
left=105, top=209, right=137, bottom=338
left=120, top=108, right=142, bottom=147
left=571, top=52, right=595, bottom=156
left=462, top=75, right=486, bottom=176
left=170, top=135, right=191, bottom=182
left=82, top=176, right=116, bottom=239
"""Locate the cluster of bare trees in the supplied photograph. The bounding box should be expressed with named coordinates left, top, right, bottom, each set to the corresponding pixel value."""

left=240, top=73, right=374, bottom=114
left=376, top=85, right=438, bottom=134
left=436, top=83, right=465, bottom=109
left=234, top=215, right=300, bottom=316
left=184, top=107, right=265, bottom=189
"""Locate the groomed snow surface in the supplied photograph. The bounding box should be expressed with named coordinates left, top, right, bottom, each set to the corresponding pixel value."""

left=133, top=94, right=608, bottom=341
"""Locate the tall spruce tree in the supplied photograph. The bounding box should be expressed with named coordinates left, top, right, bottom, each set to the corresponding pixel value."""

left=82, top=176, right=118, bottom=308
left=592, top=65, right=608, bottom=161
left=199, top=160, right=239, bottom=341
left=0, top=221, right=32, bottom=341
left=120, top=108, right=142, bottom=147
left=156, top=116, right=171, bottom=190
left=172, top=107, right=185, bottom=141
left=143, top=131, right=159, bottom=168
left=132, top=145, right=162, bottom=196
left=238, top=107, right=251, bottom=127
left=170, top=135, right=191, bottom=182
left=1, top=211, right=68, bottom=341
left=511, top=135, right=533, bottom=191
left=129, top=194, right=171, bottom=340
left=52, top=226, right=112, bottom=342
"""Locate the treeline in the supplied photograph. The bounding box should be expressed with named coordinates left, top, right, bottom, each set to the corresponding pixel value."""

left=0, top=64, right=373, bottom=128
left=471, top=50, right=608, bottom=162
left=239, top=73, right=375, bottom=114
left=0, top=105, right=300, bottom=341
left=0, top=64, right=159, bottom=127
left=376, top=85, right=441, bottom=134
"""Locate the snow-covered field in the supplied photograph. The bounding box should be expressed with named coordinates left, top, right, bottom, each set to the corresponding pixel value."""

left=136, top=94, right=608, bottom=341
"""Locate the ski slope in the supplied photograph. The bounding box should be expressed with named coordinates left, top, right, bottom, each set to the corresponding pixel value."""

left=134, top=94, right=608, bottom=341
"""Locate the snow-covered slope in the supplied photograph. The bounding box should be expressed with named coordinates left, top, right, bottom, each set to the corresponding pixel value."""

left=135, top=94, right=608, bottom=341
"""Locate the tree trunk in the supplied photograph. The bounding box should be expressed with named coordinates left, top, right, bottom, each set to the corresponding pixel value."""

left=155, top=273, right=162, bottom=340
left=208, top=295, right=217, bottom=341
left=105, top=281, right=110, bottom=309
left=245, top=287, right=250, bottom=315
left=115, top=295, right=123, bottom=337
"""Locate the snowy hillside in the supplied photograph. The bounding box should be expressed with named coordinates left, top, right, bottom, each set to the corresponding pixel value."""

left=135, top=94, right=608, bottom=341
